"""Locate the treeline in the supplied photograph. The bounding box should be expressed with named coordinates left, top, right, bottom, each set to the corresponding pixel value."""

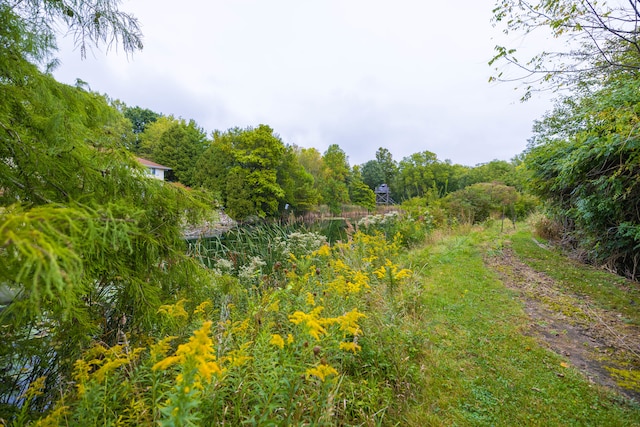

left=121, top=105, right=534, bottom=222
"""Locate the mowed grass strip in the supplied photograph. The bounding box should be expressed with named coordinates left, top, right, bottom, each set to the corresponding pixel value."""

left=401, top=228, right=640, bottom=426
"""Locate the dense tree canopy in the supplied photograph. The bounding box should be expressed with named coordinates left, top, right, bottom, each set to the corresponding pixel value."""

left=320, top=144, right=351, bottom=215
left=525, top=74, right=640, bottom=278
left=349, top=165, right=376, bottom=211
left=393, top=151, right=441, bottom=200
left=278, top=145, right=321, bottom=214
left=140, top=116, right=209, bottom=187
left=194, top=125, right=320, bottom=220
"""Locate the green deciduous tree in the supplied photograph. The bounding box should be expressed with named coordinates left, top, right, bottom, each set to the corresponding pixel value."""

left=195, top=125, right=290, bottom=220
left=460, top=160, right=516, bottom=188
left=394, top=151, right=440, bottom=200
left=278, top=146, right=321, bottom=214
left=297, top=147, right=326, bottom=200
left=349, top=165, right=376, bottom=211
left=123, top=105, right=161, bottom=135
left=375, top=147, right=398, bottom=185
left=361, top=159, right=385, bottom=190
left=321, top=144, right=351, bottom=215
left=120, top=104, right=161, bottom=152
left=139, top=116, right=209, bottom=187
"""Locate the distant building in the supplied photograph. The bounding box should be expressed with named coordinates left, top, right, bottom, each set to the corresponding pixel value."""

left=375, top=183, right=395, bottom=205
left=136, top=157, right=172, bottom=181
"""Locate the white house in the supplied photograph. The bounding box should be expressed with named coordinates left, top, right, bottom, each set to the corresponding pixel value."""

left=136, top=157, right=172, bottom=181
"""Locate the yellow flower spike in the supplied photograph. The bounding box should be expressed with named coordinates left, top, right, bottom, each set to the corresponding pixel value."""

left=150, top=336, right=178, bottom=362
left=373, top=266, right=385, bottom=279
left=72, top=359, right=91, bottom=396
left=305, top=292, right=316, bottom=307
left=339, top=342, right=362, bottom=353
left=394, top=267, right=412, bottom=281
left=270, top=334, right=285, bottom=349
left=152, top=355, right=181, bottom=372
left=337, top=308, right=367, bottom=336
left=289, top=306, right=341, bottom=341
left=332, top=259, right=350, bottom=273
left=193, top=300, right=212, bottom=316
left=92, top=358, right=127, bottom=383
left=267, top=299, right=280, bottom=312
left=231, top=319, right=250, bottom=334
left=157, top=298, right=189, bottom=320
left=326, top=277, right=347, bottom=295
left=286, top=334, right=294, bottom=344
left=34, top=404, right=69, bottom=427
left=21, top=376, right=46, bottom=400
left=305, top=363, right=339, bottom=382
left=312, top=244, right=331, bottom=257
left=152, top=321, right=224, bottom=384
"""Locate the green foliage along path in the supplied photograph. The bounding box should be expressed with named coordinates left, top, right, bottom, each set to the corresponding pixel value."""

left=401, top=225, right=640, bottom=426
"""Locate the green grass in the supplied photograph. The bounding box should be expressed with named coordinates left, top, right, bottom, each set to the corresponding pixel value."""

left=509, top=230, right=640, bottom=327
left=397, top=226, right=640, bottom=426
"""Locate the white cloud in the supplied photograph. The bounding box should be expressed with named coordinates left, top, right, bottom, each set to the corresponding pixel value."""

left=53, top=0, right=555, bottom=166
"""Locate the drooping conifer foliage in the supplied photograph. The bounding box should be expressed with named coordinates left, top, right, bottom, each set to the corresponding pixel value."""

left=0, top=0, right=213, bottom=416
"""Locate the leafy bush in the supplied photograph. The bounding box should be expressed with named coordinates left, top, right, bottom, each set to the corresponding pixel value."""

left=357, top=210, right=434, bottom=248
left=443, top=182, right=536, bottom=224
left=526, top=75, right=640, bottom=279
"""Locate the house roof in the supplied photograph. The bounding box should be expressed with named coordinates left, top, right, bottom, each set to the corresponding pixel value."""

left=136, top=157, right=172, bottom=170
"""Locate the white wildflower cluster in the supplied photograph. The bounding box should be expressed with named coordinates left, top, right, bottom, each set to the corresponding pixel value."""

left=211, top=258, right=234, bottom=276
left=238, top=256, right=266, bottom=282
left=357, top=211, right=400, bottom=229
left=274, top=231, right=327, bottom=259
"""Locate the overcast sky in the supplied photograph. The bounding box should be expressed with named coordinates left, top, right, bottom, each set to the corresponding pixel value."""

left=52, top=0, right=555, bottom=167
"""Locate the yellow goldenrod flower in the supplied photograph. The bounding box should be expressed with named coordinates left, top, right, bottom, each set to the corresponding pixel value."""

left=312, top=244, right=331, bottom=257
left=150, top=336, right=178, bottom=362
left=33, top=404, right=69, bottom=427
left=231, top=318, right=250, bottom=334
left=21, top=376, right=46, bottom=400
left=289, top=307, right=337, bottom=341
left=267, top=299, right=280, bottom=312
left=72, top=359, right=90, bottom=396
left=152, top=321, right=224, bottom=384
left=225, top=341, right=253, bottom=367
left=193, top=300, right=212, bottom=316
left=157, top=298, right=189, bottom=320
left=305, top=363, right=339, bottom=382
left=339, top=341, right=362, bottom=353
left=373, top=259, right=412, bottom=282
left=287, top=334, right=294, bottom=344
left=305, top=292, right=316, bottom=307
left=270, top=334, right=285, bottom=349
left=331, top=259, right=350, bottom=274
left=337, top=308, right=366, bottom=336
left=289, top=306, right=363, bottom=341
left=326, top=276, right=348, bottom=295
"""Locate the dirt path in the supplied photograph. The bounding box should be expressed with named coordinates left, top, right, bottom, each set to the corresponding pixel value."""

left=486, top=247, right=640, bottom=402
